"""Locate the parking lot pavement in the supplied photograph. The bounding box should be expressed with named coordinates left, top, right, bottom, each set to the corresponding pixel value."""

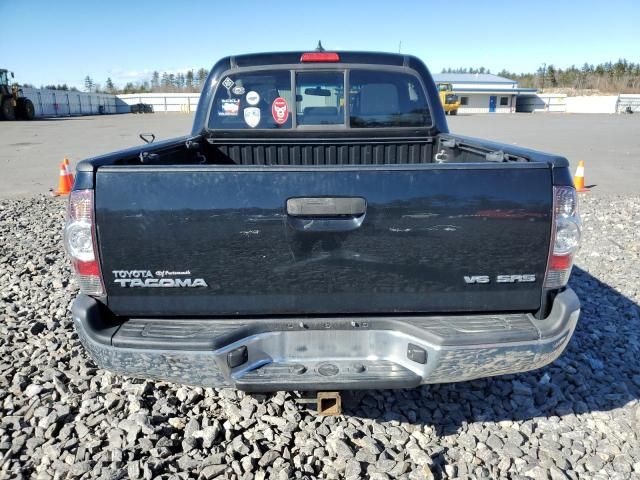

left=0, top=112, right=638, bottom=198
left=448, top=113, right=640, bottom=196
left=1, top=193, right=638, bottom=479
left=0, top=114, right=194, bottom=198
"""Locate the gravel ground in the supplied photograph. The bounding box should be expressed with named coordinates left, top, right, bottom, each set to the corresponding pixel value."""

left=1, top=194, right=639, bottom=480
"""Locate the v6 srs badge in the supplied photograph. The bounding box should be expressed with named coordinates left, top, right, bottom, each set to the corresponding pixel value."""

left=112, top=270, right=208, bottom=288
left=464, top=274, right=536, bottom=284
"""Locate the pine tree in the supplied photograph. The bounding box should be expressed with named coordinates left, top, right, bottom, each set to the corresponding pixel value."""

left=546, top=65, right=558, bottom=87
left=84, top=76, right=94, bottom=92
left=151, top=71, right=160, bottom=90
left=197, top=68, right=209, bottom=86
left=613, top=59, right=627, bottom=78
left=161, top=72, right=170, bottom=89
left=186, top=70, right=194, bottom=91
left=105, top=78, right=115, bottom=94
left=176, top=73, right=185, bottom=89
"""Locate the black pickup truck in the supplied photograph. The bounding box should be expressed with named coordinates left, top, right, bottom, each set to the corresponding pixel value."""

left=65, top=51, right=581, bottom=392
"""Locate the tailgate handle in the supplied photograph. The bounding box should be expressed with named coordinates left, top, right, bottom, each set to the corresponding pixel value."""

left=286, top=197, right=366, bottom=217
left=286, top=197, right=367, bottom=232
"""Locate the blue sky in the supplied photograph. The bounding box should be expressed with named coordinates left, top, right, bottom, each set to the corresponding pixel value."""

left=3, top=0, right=638, bottom=89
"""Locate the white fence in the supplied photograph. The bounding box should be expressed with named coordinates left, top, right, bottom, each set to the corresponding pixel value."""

left=22, top=88, right=117, bottom=117
left=18, top=89, right=199, bottom=117
left=616, top=94, right=640, bottom=113
left=565, top=96, right=619, bottom=114
left=517, top=93, right=639, bottom=114
left=116, top=93, right=200, bottom=113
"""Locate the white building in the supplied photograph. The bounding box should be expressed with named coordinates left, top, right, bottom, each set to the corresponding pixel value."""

left=432, top=73, right=536, bottom=114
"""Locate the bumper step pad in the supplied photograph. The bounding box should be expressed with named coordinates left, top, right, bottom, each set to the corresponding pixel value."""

left=235, top=360, right=421, bottom=392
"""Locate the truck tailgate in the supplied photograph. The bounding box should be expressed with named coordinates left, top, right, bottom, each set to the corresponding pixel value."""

left=95, top=164, right=552, bottom=316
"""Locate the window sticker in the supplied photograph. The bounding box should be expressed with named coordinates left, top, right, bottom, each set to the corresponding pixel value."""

left=208, top=70, right=292, bottom=130
left=246, top=91, right=260, bottom=106
left=244, top=107, right=260, bottom=128
left=271, top=97, right=289, bottom=125
left=221, top=77, right=235, bottom=94
left=219, top=98, right=240, bottom=116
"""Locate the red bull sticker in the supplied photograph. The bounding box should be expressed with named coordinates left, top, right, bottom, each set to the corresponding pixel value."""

left=271, top=97, right=289, bottom=125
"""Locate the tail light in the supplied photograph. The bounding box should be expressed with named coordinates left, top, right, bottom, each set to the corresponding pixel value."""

left=64, top=189, right=105, bottom=296
left=300, top=52, right=340, bottom=62
left=544, top=186, right=581, bottom=288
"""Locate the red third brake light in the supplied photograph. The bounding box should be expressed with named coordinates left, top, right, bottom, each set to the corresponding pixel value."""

left=300, top=52, right=340, bottom=63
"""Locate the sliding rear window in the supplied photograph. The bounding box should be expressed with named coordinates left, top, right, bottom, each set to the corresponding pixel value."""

left=208, top=68, right=431, bottom=129
left=296, top=72, right=345, bottom=126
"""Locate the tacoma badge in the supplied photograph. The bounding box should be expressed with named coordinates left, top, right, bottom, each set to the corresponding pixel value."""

left=112, top=270, right=208, bottom=288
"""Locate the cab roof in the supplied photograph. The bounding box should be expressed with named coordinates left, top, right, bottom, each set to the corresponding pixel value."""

left=230, top=51, right=410, bottom=68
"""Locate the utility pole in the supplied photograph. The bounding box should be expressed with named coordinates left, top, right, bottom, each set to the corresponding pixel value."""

left=398, top=41, right=402, bottom=53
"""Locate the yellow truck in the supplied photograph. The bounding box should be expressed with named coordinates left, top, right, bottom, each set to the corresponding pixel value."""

left=437, top=82, right=460, bottom=115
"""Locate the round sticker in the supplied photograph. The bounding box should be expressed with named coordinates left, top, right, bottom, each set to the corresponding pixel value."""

left=272, top=97, right=289, bottom=125
left=232, top=86, right=245, bottom=95
left=246, top=91, right=260, bottom=106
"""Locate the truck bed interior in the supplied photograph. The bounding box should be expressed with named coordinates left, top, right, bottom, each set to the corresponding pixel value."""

left=110, top=133, right=531, bottom=168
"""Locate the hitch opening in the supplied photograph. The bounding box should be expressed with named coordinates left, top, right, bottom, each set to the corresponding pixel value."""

left=317, top=391, right=341, bottom=416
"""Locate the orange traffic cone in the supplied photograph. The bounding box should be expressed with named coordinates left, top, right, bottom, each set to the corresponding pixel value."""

left=573, top=160, right=588, bottom=192
left=54, top=160, right=74, bottom=196
left=63, top=158, right=74, bottom=187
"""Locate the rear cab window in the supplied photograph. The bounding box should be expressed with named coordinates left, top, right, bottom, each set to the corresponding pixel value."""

left=208, top=68, right=432, bottom=130
left=349, top=70, right=430, bottom=128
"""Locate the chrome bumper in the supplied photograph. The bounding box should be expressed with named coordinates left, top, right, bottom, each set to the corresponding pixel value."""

left=72, top=289, right=580, bottom=391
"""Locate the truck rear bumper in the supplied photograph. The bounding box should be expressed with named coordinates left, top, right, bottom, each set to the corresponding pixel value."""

left=72, top=289, right=580, bottom=391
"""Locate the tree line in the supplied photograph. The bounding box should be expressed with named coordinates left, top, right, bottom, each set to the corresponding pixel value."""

left=441, top=67, right=493, bottom=74
left=20, top=83, right=80, bottom=92
left=81, top=68, right=210, bottom=95
left=27, top=58, right=640, bottom=95
left=443, top=59, right=640, bottom=93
